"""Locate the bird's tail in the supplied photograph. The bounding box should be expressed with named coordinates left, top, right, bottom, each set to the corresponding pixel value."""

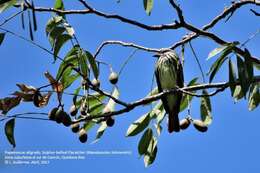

left=168, top=110, right=180, bottom=133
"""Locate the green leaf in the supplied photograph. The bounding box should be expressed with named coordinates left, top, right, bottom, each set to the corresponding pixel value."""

left=154, top=123, right=162, bottom=136
left=56, top=47, right=80, bottom=89
left=207, top=45, right=227, bottom=60
left=54, top=0, right=64, bottom=10
left=56, top=45, right=80, bottom=79
left=207, top=42, right=238, bottom=60
left=0, top=0, right=16, bottom=13
left=54, top=0, right=65, bottom=18
left=208, top=55, right=228, bottom=83
left=5, top=118, right=16, bottom=148
left=0, top=0, right=12, bottom=4
left=88, top=93, right=107, bottom=106
left=126, top=113, right=151, bottom=137
left=253, top=62, right=260, bottom=70
left=143, top=0, right=153, bottom=16
left=0, top=32, right=5, bottom=45
left=76, top=93, right=107, bottom=116
left=56, top=55, right=77, bottom=79
left=187, top=77, right=199, bottom=86
left=53, top=34, right=72, bottom=61
left=83, top=120, right=95, bottom=132
left=147, top=87, right=158, bottom=97
left=228, top=59, right=236, bottom=97
left=75, top=92, right=106, bottom=114
left=180, top=77, right=199, bottom=112
left=244, top=49, right=254, bottom=82
left=85, top=50, right=99, bottom=79
left=61, top=73, right=79, bottom=89
left=64, top=23, right=75, bottom=36
left=233, top=85, right=244, bottom=102
left=237, top=55, right=249, bottom=98
left=103, top=87, right=120, bottom=113
left=93, top=122, right=107, bottom=143
left=200, top=90, right=212, bottom=125
left=73, top=87, right=81, bottom=105
left=89, top=103, right=105, bottom=115
left=144, top=136, right=157, bottom=167
left=138, top=128, right=153, bottom=156
left=149, top=101, right=165, bottom=124
left=248, top=84, right=260, bottom=111
left=150, top=101, right=163, bottom=119
left=156, top=109, right=165, bottom=124
left=78, top=49, right=89, bottom=78
left=45, top=16, right=63, bottom=36
left=48, top=26, right=66, bottom=47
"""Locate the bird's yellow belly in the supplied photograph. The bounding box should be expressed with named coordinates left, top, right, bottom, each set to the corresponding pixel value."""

left=159, top=66, right=177, bottom=89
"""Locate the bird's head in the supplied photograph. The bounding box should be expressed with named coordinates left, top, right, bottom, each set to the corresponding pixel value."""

left=153, top=50, right=178, bottom=60
left=153, top=53, right=161, bottom=58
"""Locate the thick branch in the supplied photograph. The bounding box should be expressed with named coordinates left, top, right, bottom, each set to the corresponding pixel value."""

left=17, top=1, right=181, bottom=31
left=77, top=0, right=181, bottom=31
left=180, top=22, right=260, bottom=64
left=73, top=75, right=260, bottom=123
left=170, top=0, right=260, bottom=49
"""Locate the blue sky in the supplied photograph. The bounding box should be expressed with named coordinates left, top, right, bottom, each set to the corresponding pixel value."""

left=0, top=0, right=260, bottom=173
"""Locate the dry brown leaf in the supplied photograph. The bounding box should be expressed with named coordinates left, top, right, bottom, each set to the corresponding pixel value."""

left=0, top=97, right=21, bottom=115
left=38, top=92, right=52, bottom=107
left=12, top=91, right=34, bottom=102
left=44, top=71, right=63, bottom=92
left=16, top=84, right=37, bottom=93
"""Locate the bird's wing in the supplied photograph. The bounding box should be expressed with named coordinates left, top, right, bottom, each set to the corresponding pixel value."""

left=155, top=65, right=170, bottom=113
left=175, top=60, right=184, bottom=112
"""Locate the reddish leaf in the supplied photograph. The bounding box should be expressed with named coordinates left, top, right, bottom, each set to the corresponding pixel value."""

left=38, top=92, right=52, bottom=107
left=44, top=71, right=63, bottom=92
left=16, top=83, right=37, bottom=93
left=33, top=91, right=52, bottom=108
left=12, top=91, right=34, bottom=102
left=0, top=97, right=21, bottom=115
left=13, top=83, right=37, bottom=102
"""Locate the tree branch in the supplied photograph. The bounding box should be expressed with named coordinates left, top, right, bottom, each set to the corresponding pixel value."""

left=77, top=0, right=181, bottom=31
left=2, top=76, right=259, bottom=125
left=250, top=9, right=260, bottom=16
left=170, top=0, right=260, bottom=49
left=180, top=22, right=260, bottom=64
left=16, top=0, right=181, bottom=31
left=0, top=112, right=49, bottom=122
left=73, top=75, right=260, bottom=123
left=94, top=40, right=162, bottom=59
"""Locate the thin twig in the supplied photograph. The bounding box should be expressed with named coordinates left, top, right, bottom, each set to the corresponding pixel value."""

left=118, top=49, right=138, bottom=75
left=240, top=28, right=260, bottom=47
left=0, top=11, right=23, bottom=27
left=250, top=9, right=260, bottom=16
left=188, top=42, right=206, bottom=83
left=94, top=40, right=161, bottom=59
left=0, top=112, right=48, bottom=122
left=0, top=27, right=59, bottom=61
left=170, top=0, right=260, bottom=49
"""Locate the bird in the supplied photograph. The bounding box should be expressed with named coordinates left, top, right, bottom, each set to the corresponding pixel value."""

left=154, top=51, right=184, bottom=133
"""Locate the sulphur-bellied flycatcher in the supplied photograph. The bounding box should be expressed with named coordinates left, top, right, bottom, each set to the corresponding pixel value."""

left=155, top=51, right=184, bottom=133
